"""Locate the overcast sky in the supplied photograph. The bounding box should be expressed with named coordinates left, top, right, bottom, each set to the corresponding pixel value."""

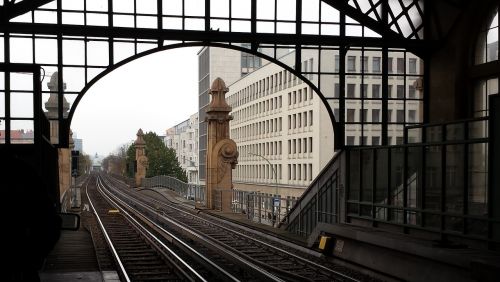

left=71, top=47, right=199, bottom=156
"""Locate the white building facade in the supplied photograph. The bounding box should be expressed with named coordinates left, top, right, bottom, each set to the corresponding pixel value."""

left=165, top=113, right=199, bottom=185
left=227, top=50, right=335, bottom=199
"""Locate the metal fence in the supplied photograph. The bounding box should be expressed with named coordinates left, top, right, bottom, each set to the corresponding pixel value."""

left=231, top=190, right=297, bottom=227
left=142, top=175, right=205, bottom=205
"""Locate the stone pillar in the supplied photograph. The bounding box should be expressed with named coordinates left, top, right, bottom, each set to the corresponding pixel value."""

left=45, top=72, right=72, bottom=206
left=134, top=129, right=148, bottom=187
left=205, top=78, right=238, bottom=211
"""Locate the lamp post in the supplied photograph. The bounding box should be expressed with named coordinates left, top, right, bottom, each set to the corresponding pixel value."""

left=248, top=152, right=278, bottom=195
left=249, top=152, right=279, bottom=226
left=183, top=156, right=200, bottom=202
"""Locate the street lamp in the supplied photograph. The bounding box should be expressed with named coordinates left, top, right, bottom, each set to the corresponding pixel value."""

left=248, top=152, right=280, bottom=226
left=248, top=152, right=278, bottom=196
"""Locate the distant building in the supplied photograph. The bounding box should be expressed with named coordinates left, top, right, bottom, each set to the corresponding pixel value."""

left=0, top=129, right=34, bottom=144
left=91, top=153, right=104, bottom=171
left=166, top=113, right=199, bottom=184
left=197, top=46, right=264, bottom=186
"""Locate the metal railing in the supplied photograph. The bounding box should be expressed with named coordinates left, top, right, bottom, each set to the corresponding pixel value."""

left=231, top=190, right=297, bottom=227
left=142, top=175, right=205, bottom=205
left=345, top=116, right=496, bottom=245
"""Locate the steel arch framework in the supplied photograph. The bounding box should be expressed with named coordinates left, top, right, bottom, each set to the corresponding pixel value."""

left=0, top=0, right=428, bottom=148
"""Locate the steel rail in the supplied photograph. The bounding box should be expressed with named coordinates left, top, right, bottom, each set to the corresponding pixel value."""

left=96, top=175, right=245, bottom=282
left=85, top=177, right=131, bottom=282
left=94, top=176, right=207, bottom=282
left=98, top=174, right=286, bottom=282
left=102, top=173, right=361, bottom=282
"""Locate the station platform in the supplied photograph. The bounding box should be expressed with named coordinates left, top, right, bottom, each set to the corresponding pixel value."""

left=39, top=227, right=119, bottom=282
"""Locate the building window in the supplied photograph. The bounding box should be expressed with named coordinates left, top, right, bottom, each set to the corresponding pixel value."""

left=396, top=110, right=405, bottom=123
left=361, top=136, right=368, bottom=145
left=388, top=109, right=393, bottom=122
left=361, top=84, right=368, bottom=98
left=408, top=110, right=417, bottom=123
left=333, top=108, right=339, bottom=120
left=388, top=57, right=393, bottom=73
left=397, top=58, right=405, bottom=74
left=334, top=55, right=340, bottom=72
left=372, top=136, right=380, bottom=145
left=288, top=140, right=291, bottom=154
left=347, top=84, right=356, bottom=98
left=309, top=110, right=313, bottom=126
left=408, top=85, right=416, bottom=98
left=409, top=58, right=417, bottom=74
left=347, top=56, right=356, bottom=72
left=362, top=56, right=369, bottom=72
left=346, top=136, right=355, bottom=145
left=362, top=109, right=368, bottom=122
left=397, top=85, right=405, bottom=98
left=373, top=57, right=381, bottom=73
left=347, top=109, right=355, bottom=122
left=371, top=84, right=380, bottom=98
left=288, top=92, right=291, bottom=105
left=334, top=83, right=340, bottom=98
left=372, top=109, right=380, bottom=122
left=388, top=85, right=393, bottom=98
left=309, top=137, right=313, bottom=152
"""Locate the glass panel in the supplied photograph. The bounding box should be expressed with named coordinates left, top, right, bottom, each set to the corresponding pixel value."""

left=424, top=145, right=441, bottom=211
left=390, top=147, right=404, bottom=207
left=407, top=146, right=422, bottom=211
left=375, top=148, right=389, bottom=203
left=0, top=91, right=4, bottom=117
left=469, top=119, right=488, bottom=139
left=446, top=123, right=464, bottom=141
left=361, top=150, right=373, bottom=202
left=0, top=120, right=4, bottom=143
left=348, top=150, right=360, bottom=201
left=445, top=145, right=464, bottom=213
left=360, top=205, right=372, bottom=217
left=11, top=120, right=34, bottom=144
left=407, top=127, right=422, bottom=143
left=10, top=72, right=33, bottom=91
left=10, top=92, right=33, bottom=118
left=425, top=125, right=442, bottom=142
left=466, top=219, right=488, bottom=236
left=468, top=143, right=488, bottom=216
left=423, top=213, right=440, bottom=229
left=445, top=216, right=463, bottom=232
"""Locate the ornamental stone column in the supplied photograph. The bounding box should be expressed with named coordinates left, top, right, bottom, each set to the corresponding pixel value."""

left=134, top=129, right=148, bottom=187
left=205, top=78, right=238, bottom=211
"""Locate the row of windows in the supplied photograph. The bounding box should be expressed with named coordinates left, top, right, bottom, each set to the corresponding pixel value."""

left=238, top=141, right=283, bottom=158
left=228, top=60, right=314, bottom=109
left=334, top=108, right=418, bottom=123
left=338, top=55, right=419, bottom=74
left=232, top=96, right=282, bottom=123
left=288, top=137, right=313, bottom=154
left=288, top=87, right=312, bottom=105
left=288, top=163, right=313, bottom=181
left=234, top=163, right=314, bottom=182
left=231, top=117, right=283, bottom=140
left=235, top=164, right=282, bottom=181
left=334, top=82, right=420, bottom=99
left=346, top=135, right=406, bottom=146
left=288, top=111, right=313, bottom=129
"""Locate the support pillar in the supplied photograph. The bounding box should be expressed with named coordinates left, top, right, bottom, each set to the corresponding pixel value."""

left=205, top=78, right=239, bottom=211
left=134, top=129, right=148, bottom=187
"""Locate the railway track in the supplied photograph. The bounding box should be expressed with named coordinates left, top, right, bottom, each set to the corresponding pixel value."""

left=86, top=174, right=240, bottom=281
left=99, top=173, right=377, bottom=282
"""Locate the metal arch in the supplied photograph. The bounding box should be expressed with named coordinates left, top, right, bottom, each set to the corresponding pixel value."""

left=0, top=0, right=53, bottom=21
left=66, top=41, right=341, bottom=149
left=0, top=0, right=429, bottom=149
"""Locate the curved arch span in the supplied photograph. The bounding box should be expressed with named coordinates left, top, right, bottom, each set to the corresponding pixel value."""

left=67, top=42, right=340, bottom=149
